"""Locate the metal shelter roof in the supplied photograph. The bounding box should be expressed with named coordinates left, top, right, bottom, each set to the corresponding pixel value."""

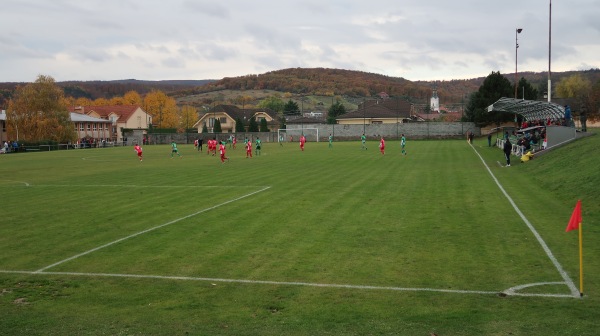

left=487, top=98, right=565, bottom=121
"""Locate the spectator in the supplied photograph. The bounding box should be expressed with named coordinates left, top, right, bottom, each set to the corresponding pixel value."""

left=503, top=138, right=512, bottom=167
left=12, top=141, right=19, bottom=153
left=564, top=105, right=572, bottom=126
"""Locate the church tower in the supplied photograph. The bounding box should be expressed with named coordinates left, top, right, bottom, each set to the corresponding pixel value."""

left=430, top=84, right=440, bottom=113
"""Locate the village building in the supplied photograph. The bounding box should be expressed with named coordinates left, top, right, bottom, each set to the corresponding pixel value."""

left=336, top=98, right=413, bottom=125
left=69, top=105, right=152, bottom=143
left=193, top=104, right=279, bottom=133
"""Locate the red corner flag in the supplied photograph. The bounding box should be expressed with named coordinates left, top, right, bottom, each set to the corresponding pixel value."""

left=566, top=200, right=582, bottom=232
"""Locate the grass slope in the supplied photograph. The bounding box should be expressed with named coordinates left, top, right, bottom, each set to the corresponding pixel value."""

left=0, top=134, right=599, bottom=335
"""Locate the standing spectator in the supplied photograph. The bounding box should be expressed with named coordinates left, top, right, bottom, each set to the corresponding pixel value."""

left=487, top=133, right=492, bottom=147
left=564, top=105, right=572, bottom=126
left=503, top=137, right=512, bottom=167
left=580, top=109, right=587, bottom=132
left=12, top=141, right=19, bottom=153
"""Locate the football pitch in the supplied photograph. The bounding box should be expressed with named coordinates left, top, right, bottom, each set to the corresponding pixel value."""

left=0, top=138, right=598, bottom=335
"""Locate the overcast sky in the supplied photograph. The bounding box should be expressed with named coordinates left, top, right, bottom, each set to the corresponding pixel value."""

left=1, top=0, right=598, bottom=83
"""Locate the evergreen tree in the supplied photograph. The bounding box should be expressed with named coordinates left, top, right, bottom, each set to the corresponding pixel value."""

left=283, top=100, right=300, bottom=115
left=327, top=101, right=346, bottom=124
left=465, top=71, right=513, bottom=125
left=516, top=77, right=539, bottom=100
left=259, top=118, right=269, bottom=132
left=235, top=117, right=245, bottom=132
left=202, top=123, right=208, bottom=133
left=214, top=119, right=222, bottom=133
left=248, top=117, right=259, bottom=132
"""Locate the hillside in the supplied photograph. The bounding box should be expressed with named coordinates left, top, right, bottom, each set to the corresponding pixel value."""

left=1, top=68, right=599, bottom=111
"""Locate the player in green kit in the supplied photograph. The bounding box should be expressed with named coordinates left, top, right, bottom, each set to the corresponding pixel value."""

left=328, top=134, right=333, bottom=149
left=255, top=137, right=262, bottom=156
left=361, top=134, right=367, bottom=150
left=401, top=134, right=407, bottom=155
left=170, top=140, right=182, bottom=158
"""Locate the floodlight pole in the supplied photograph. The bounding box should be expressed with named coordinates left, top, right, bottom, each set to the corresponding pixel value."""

left=548, top=0, right=552, bottom=102
left=515, top=28, right=523, bottom=99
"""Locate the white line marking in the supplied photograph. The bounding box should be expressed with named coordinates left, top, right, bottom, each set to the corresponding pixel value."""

left=503, top=281, right=568, bottom=296
left=0, top=269, right=577, bottom=298
left=32, top=184, right=268, bottom=188
left=470, top=144, right=580, bottom=298
left=34, top=186, right=271, bottom=273
left=2, top=180, right=30, bottom=186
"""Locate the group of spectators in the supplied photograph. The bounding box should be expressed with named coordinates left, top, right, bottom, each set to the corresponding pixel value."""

left=1, top=140, right=19, bottom=154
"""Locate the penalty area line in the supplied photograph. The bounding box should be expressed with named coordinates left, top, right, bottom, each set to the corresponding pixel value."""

left=470, top=144, right=580, bottom=298
left=33, top=186, right=271, bottom=273
left=0, top=269, right=578, bottom=298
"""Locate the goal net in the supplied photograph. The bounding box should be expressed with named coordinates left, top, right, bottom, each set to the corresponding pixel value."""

left=277, top=128, right=320, bottom=143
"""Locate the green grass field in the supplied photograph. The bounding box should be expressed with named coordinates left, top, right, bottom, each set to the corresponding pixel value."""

left=1, top=134, right=599, bottom=335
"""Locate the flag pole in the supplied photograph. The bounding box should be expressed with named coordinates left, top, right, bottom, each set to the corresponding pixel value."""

left=578, top=223, right=584, bottom=296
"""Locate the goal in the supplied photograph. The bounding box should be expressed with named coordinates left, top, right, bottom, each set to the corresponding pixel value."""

left=277, top=128, right=320, bottom=143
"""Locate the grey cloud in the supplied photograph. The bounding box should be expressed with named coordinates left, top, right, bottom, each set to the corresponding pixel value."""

left=182, top=0, right=230, bottom=19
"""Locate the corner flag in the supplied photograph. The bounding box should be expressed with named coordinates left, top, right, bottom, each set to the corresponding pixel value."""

left=566, top=200, right=582, bottom=232
left=565, top=199, right=584, bottom=296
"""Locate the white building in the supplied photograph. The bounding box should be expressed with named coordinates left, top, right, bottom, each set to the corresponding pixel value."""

left=430, top=87, right=440, bottom=113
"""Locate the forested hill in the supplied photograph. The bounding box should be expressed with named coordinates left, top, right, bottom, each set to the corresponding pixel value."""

left=0, top=79, right=215, bottom=108
left=172, top=68, right=481, bottom=102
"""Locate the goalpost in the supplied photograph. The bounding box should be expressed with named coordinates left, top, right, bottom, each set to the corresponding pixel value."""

left=277, top=128, right=320, bottom=143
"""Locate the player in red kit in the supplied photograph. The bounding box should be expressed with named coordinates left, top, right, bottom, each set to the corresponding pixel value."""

left=134, top=144, right=143, bottom=161
left=300, top=134, right=306, bottom=151
left=219, top=141, right=229, bottom=163
left=379, top=137, right=385, bottom=155
left=245, top=139, right=253, bottom=158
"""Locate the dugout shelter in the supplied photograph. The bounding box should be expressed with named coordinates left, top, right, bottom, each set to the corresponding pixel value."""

left=487, top=98, right=577, bottom=152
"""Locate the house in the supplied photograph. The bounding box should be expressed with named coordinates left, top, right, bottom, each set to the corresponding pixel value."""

left=69, top=105, right=152, bottom=142
left=336, top=99, right=413, bottom=125
left=0, top=110, right=6, bottom=144
left=70, top=112, right=112, bottom=142
left=193, top=105, right=279, bottom=133
left=1, top=109, right=113, bottom=144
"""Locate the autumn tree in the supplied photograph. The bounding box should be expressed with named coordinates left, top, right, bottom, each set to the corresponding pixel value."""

left=75, top=97, right=93, bottom=106
left=143, top=90, right=178, bottom=128
left=93, top=97, right=110, bottom=106
left=7, top=75, right=77, bottom=143
left=123, top=90, right=143, bottom=105
left=109, top=96, right=125, bottom=105
left=179, top=105, right=197, bottom=131
left=234, top=95, right=254, bottom=109
left=556, top=74, right=592, bottom=99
